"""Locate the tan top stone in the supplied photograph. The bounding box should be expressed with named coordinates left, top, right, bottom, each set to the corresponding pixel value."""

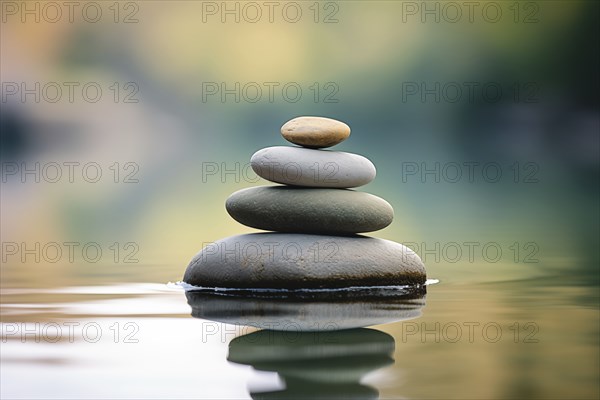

left=280, top=116, right=350, bottom=148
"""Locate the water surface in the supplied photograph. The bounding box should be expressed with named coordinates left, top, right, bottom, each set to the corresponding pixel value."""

left=2, top=261, right=598, bottom=399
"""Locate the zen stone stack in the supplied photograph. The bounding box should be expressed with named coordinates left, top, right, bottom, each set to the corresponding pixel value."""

left=184, top=116, right=426, bottom=289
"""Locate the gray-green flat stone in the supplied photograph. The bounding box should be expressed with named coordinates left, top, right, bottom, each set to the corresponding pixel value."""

left=226, top=186, right=393, bottom=234
left=227, top=329, right=393, bottom=398
left=183, top=232, right=426, bottom=290
left=228, top=329, right=395, bottom=364
left=251, top=146, right=376, bottom=188
left=226, top=329, right=394, bottom=398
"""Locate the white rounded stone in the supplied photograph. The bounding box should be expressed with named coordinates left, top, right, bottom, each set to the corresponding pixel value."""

left=251, top=146, right=376, bottom=188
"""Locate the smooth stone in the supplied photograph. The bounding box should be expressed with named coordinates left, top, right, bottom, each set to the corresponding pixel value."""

left=226, top=186, right=393, bottom=234
left=281, top=116, right=350, bottom=148
left=251, top=146, right=376, bottom=188
left=228, top=329, right=395, bottom=364
left=241, top=383, right=378, bottom=400
left=226, top=329, right=394, bottom=398
left=186, top=284, right=425, bottom=330
left=183, top=232, right=427, bottom=291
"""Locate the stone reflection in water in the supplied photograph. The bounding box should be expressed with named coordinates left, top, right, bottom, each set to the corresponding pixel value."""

left=185, top=286, right=426, bottom=331
left=228, top=328, right=395, bottom=400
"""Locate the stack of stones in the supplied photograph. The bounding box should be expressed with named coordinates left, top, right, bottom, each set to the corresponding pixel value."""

left=184, top=116, right=426, bottom=289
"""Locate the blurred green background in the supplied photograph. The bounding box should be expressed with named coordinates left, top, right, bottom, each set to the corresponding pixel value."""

left=1, top=0, right=598, bottom=287
left=1, top=2, right=599, bottom=399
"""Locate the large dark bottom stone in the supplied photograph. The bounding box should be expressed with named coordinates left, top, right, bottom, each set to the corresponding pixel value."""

left=183, top=233, right=426, bottom=289
left=185, top=287, right=425, bottom=331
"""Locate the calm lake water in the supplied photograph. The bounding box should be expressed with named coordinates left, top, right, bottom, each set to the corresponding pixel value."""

left=2, top=260, right=598, bottom=399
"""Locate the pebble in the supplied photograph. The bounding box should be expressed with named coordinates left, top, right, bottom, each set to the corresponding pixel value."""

left=251, top=146, right=376, bottom=188
left=225, top=186, right=393, bottom=234
left=183, top=232, right=426, bottom=290
left=281, top=116, right=350, bottom=148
